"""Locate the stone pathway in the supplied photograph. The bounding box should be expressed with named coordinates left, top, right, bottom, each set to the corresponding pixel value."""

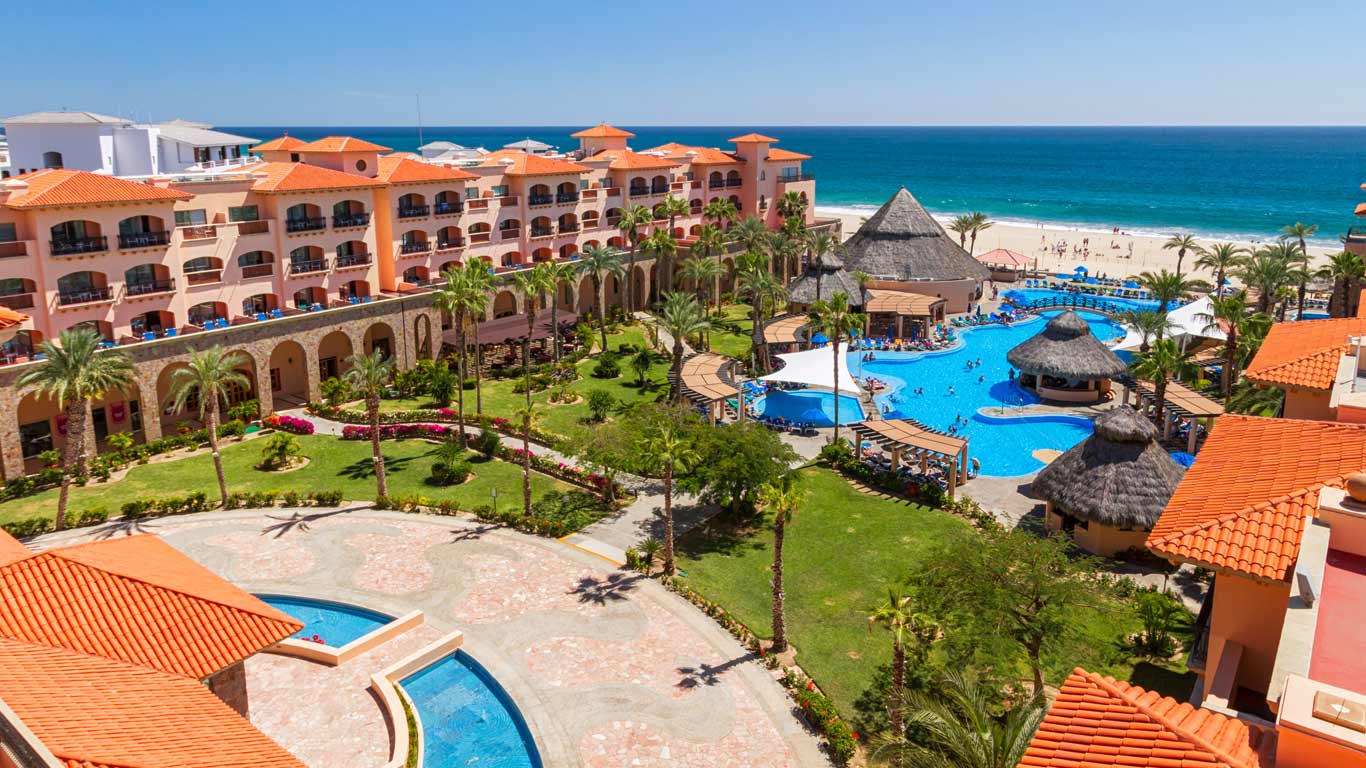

left=31, top=509, right=831, bottom=768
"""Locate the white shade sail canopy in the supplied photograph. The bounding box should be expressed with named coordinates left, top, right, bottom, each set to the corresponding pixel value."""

left=760, top=342, right=863, bottom=393
left=1113, top=296, right=1226, bottom=351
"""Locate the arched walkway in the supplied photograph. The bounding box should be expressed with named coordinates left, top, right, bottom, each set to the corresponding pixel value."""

left=317, top=331, right=353, bottom=382
left=269, top=340, right=309, bottom=408
left=363, top=322, right=395, bottom=360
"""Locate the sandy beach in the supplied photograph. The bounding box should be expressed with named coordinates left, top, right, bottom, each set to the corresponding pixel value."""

left=817, top=207, right=1337, bottom=284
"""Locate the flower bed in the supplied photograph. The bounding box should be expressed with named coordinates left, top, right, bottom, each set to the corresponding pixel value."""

left=263, top=414, right=315, bottom=435
left=308, top=403, right=560, bottom=445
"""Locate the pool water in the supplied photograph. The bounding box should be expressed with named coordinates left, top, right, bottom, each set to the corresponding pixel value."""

left=850, top=310, right=1120, bottom=477
left=754, top=389, right=865, bottom=426
left=1010, top=288, right=1166, bottom=313
left=257, top=594, right=393, bottom=647
left=402, top=651, right=541, bottom=768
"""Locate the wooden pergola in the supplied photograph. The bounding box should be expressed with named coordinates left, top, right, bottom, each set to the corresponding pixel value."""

left=863, top=290, right=947, bottom=340
left=851, top=418, right=970, bottom=498
left=675, top=353, right=739, bottom=424
left=762, top=315, right=809, bottom=348
left=1126, top=379, right=1224, bottom=453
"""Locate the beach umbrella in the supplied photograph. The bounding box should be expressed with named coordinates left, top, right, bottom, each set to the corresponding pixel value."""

left=1073, top=265, right=1088, bottom=274
left=799, top=407, right=828, bottom=424
left=1123, top=280, right=1140, bottom=289
left=1169, top=451, right=1196, bottom=468
left=1055, top=273, right=1073, bottom=280
left=1084, top=277, right=1099, bottom=285
left=810, top=332, right=829, bottom=344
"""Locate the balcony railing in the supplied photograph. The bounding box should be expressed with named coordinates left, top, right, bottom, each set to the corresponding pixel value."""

left=399, top=242, right=430, bottom=254
left=559, top=223, right=580, bottom=233
left=181, top=225, right=218, bottom=240
left=118, top=231, right=171, bottom=249
left=286, top=217, right=326, bottom=233
left=0, top=242, right=29, bottom=258
left=500, top=228, right=521, bottom=240
left=606, top=216, right=622, bottom=227
left=437, top=237, right=465, bottom=250
left=0, top=293, right=35, bottom=310
left=332, top=212, right=371, bottom=228
left=528, top=194, right=554, bottom=206
left=184, top=270, right=222, bottom=286
left=778, top=173, right=815, bottom=183
left=336, top=254, right=373, bottom=268
left=628, top=187, right=650, bottom=196
left=469, top=232, right=491, bottom=244
left=708, top=180, right=725, bottom=189
left=58, top=286, right=114, bottom=306
left=126, top=278, right=176, bottom=297
left=434, top=201, right=463, bottom=215
left=556, top=192, right=579, bottom=204
left=398, top=205, right=430, bottom=219
left=237, top=220, right=271, bottom=235
left=724, top=178, right=741, bottom=188
left=530, top=226, right=554, bottom=238
left=289, top=259, right=329, bottom=275
left=51, top=236, right=108, bottom=256
left=1348, top=226, right=1366, bottom=243
left=241, top=264, right=274, bottom=278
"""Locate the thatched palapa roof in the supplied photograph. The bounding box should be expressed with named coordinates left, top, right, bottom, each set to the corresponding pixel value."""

left=839, top=188, right=991, bottom=282
left=1031, top=407, right=1185, bottom=530
left=1007, top=311, right=1126, bottom=380
left=787, top=249, right=864, bottom=307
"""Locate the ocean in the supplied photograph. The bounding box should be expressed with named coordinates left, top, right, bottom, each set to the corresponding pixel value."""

left=221, top=126, right=1366, bottom=247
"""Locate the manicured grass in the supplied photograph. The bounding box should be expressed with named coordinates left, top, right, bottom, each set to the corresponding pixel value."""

left=676, top=467, right=1192, bottom=721
left=706, top=303, right=756, bottom=362
left=0, top=435, right=570, bottom=525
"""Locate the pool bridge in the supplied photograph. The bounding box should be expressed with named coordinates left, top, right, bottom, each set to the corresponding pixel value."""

left=1017, top=295, right=1146, bottom=318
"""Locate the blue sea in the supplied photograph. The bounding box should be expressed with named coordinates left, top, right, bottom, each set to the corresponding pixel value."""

left=220, top=126, right=1366, bottom=246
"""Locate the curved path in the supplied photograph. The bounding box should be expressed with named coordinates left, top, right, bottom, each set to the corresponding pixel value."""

left=29, top=508, right=829, bottom=768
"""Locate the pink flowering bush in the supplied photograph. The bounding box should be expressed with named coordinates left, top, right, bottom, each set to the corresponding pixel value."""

left=263, top=414, right=315, bottom=435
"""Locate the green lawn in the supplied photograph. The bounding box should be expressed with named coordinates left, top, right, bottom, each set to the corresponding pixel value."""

left=0, top=435, right=570, bottom=525
left=706, top=304, right=756, bottom=362
left=676, top=467, right=1192, bottom=722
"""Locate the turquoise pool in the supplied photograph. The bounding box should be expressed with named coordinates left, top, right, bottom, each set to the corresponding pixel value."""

left=257, top=594, right=393, bottom=647
left=402, top=651, right=541, bottom=768
left=1010, top=288, right=1168, bottom=313
left=754, top=389, right=865, bottom=426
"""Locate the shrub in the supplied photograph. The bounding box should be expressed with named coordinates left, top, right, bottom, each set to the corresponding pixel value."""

left=320, top=377, right=351, bottom=405
left=312, top=489, right=344, bottom=506
left=121, top=491, right=210, bottom=519
left=818, top=439, right=853, bottom=465
left=259, top=433, right=302, bottom=470
left=586, top=389, right=616, bottom=422
left=217, top=420, right=247, bottom=439
left=71, top=506, right=109, bottom=527
left=430, top=458, right=472, bottom=486
left=105, top=432, right=134, bottom=452
left=263, top=414, right=315, bottom=435
left=470, top=427, right=501, bottom=458
left=2, top=516, right=54, bottom=537
left=226, top=399, right=260, bottom=423
left=591, top=354, right=621, bottom=379
left=427, top=363, right=458, bottom=407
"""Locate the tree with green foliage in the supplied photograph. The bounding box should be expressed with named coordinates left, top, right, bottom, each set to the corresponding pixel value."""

left=1115, top=309, right=1176, bottom=354
left=870, top=671, right=1044, bottom=768
left=1280, top=222, right=1319, bottom=318
left=1137, top=269, right=1207, bottom=321
left=640, top=422, right=700, bottom=576
left=18, top=328, right=134, bottom=530
left=459, top=260, right=495, bottom=415
left=741, top=269, right=787, bottom=374
left=617, top=204, right=653, bottom=315
left=1227, top=379, right=1284, bottom=417
left=1162, top=233, right=1203, bottom=277
left=259, top=432, right=302, bottom=471
left=703, top=197, right=737, bottom=230
left=947, top=215, right=974, bottom=250
left=657, top=195, right=690, bottom=290
left=1236, top=243, right=1296, bottom=315
left=167, top=346, right=251, bottom=508
left=966, top=211, right=993, bottom=256
left=546, top=260, right=579, bottom=363
left=513, top=404, right=537, bottom=515
left=807, top=292, right=865, bottom=445
left=1193, top=242, right=1247, bottom=296
left=343, top=349, right=396, bottom=499
left=868, top=587, right=940, bottom=759
left=759, top=472, right=806, bottom=654
left=512, top=264, right=556, bottom=414
left=640, top=230, right=678, bottom=309
left=578, top=244, right=625, bottom=353
left=1196, top=290, right=1251, bottom=395
left=1319, top=250, right=1365, bottom=319
left=432, top=267, right=470, bottom=444
left=679, top=420, right=797, bottom=514
left=629, top=347, right=654, bottom=387
left=586, top=388, right=616, bottom=422
left=1129, top=338, right=1202, bottom=428
left=730, top=215, right=770, bottom=257
left=657, top=292, right=711, bottom=401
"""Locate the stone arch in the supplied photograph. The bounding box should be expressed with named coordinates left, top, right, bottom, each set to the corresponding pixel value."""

left=577, top=275, right=597, bottom=317
left=720, top=257, right=737, bottom=295
left=268, top=339, right=309, bottom=409
left=632, top=265, right=648, bottom=310
left=413, top=313, right=433, bottom=361
left=492, top=290, right=518, bottom=318
left=317, top=330, right=354, bottom=382
left=363, top=322, right=396, bottom=360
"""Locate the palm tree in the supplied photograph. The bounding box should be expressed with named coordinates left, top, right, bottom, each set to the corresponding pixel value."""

left=807, top=231, right=837, bottom=298
left=867, top=588, right=939, bottom=758
left=947, top=215, right=974, bottom=250
left=703, top=197, right=737, bottom=230
left=640, top=422, right=699, bottom=576
left=18, top=328, right=134, bottom=530
left=512, top=265, right=555, bottom=414
left=432, top=268, right=471, bottom=446
left=852, top=270, right=873, bottom=310
left=460, top=261, right=495, bottom=415
left=1197, top=291, right=1249, bottom=396
left=1193, top=242, right=1246, bottom=296
left=730, top=215, right=770, bottom=257
left=966, top=211, right=992, bottom=256
left=1319, top=250, right=1366, bottom=318
left=578, top=244, right=624, bottom=352
left=616, top=204, right=652, bottom=315
left=1281, top=222, right=1319, bottom=318
left=1129, top=339, right=1200, bottom=428
left=1137, top=269, right=1207, bottom=326
left=166, top=346, right=251, bottom=508
left=1235, top=244, right=1295, bottom=314
left=776, top=190, right=807, bottom=226
left=807, top=292, right=865, bottom=445
left=1162, top=233, right=1203, bottom=277
left=343, top=349, right=396, bottom=499
left=768, top=231, right=801, bottom=285
left=1227, top=380, right=1284, bottom=417
left=640, top=229, right=678, bottom=308
left=678, top=255, right=725, bottom=316
left=759, top=472, right=805, bottom=654
left=658, top=197, right=690, bottom=290
left=1115, top=309, right=1177, bottom=354
left=545, top=261, right=578, bottom=364
left=513, top=403, right=537, bottom=516
left=658, top=292, right=710, bottom=401
left=870, top=671, right=1044, bottom=768
left=740, top=268, right=786, bottom=373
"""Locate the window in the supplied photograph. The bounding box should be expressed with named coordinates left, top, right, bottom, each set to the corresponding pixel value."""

left=289, top=152, right=300, bottom=162
left=19, top=420, right=52, bottom=459
left=270, top=368, right=281, bottom=392
left=175, top=209, right=207, bottom=227
left=194, top=147, right=211, bottom=163
left=237, top=251, right=270, bottom=267
left=760, top=170, right=766, bottom=181
left=228, top=205, right=259, bottom=222
left=0, top=223, right=16, bottom=243
left=0, top=279, right=25, bottom=296
left=183, top=257, right=216, bottom=273
left=579, top=179, right=589, bottom=190
left=41, top=151, right=63, bottom=169
left=242, top=294, right=271, bottom=315
left=355, top=159, right=367, bottom=172
left=492, top=185, right=508, bottom=197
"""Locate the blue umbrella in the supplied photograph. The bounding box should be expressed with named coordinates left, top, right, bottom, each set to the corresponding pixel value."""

left=1054, top=273, right=1073, bottom=280
left=1073, top=265, right=1088, bottom=273
left=798, top=407, right=828, bottom=424
left=1170, top=451, right=1196, bottom=468
left=1123, top=280, right=1140, bottom=289
left=810, top=332, right=829, bottom=344
left=1084, top=277, right=1099, bottom=284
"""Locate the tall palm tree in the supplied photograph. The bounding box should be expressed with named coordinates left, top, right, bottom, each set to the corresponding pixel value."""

left=343, top=349, right=396, bottom=499
left=640, top=229, right=678, bottom=307
left=1197, top=291, right=1249, bottom=396
left=658, top=292, right=710, bottom=401
left=460, top=260, right=495, bottom=415
left=657, top=197, right=690, bottom=290
left=1115, top=309, right=1177, bottom=354
left=1162, top=233, right=1203, bottom=277
left=1318, top=250, right=1366, bottom=318
left=678, top=255, right=725, bottom=316
left=432, top=267, right=471, bottom=446
left=616, top=204, right=653, bottom=315
left=730, top=215, right=769, bottom=257
left=807, top=230, right=837, bottom=298
left=168, top=346, right=251, bottom=508
left=512, top=264, right=555, bottom=414
left=966, top=211, right=993, bottom=256
left=740, top=268, right=786, bottom=373
left=1193, top=242, right=1246, bottom=296
left=546, top=261, right=578, bottom=364
left=703, top=197, right=738, bottom=230
left=1235, top=244, right=1295, bottom=314
left=18, top=328, right=134, bottom=530
left=947, top=215, right=974, bottom=250
left=513, top=403, right=537, bottom=516
left=851, top=270, right=872, bottom=310
left=807, top=292, right=865, bottom=445
left=641, top=422, right=699, bottom=576
left=1137, top=269, right=1207, bottom=325
left=867, top=588, right=939, bottom=759
left=759, top=472, right=805, bottom=654
left=1228, top=380, right=1284, bottom=417
left=870, top=671, right=1044, bottom=768
left=578, top=244, right=624, bottom=352
left=1281, top=222, right=1319, bottom=318
left=768, top=231, right=801, bottom=286
left=776, top=190, right=807, bottom=225
left=1129, top=339, right=1200, bottom=428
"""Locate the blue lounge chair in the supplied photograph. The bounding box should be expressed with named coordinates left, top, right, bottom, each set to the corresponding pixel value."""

left=142, top=332, right=155, bottom=341
left=165, top=328, right=177, bottom=337
left=256, top=312, right=268, bottom=322
left=270, top=309, right=284, bottom=319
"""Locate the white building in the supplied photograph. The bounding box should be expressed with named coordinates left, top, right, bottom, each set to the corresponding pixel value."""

left=418, top=140, right=487, bottom=163
left=2, top=111, right=257, bottom=177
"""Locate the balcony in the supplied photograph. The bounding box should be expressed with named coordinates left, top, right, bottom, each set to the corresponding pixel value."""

left=531, top=226, right=555, bottom=238
left=399, top=242, right=430, bottom=255
left=708, top=180, right=725, bottom=189
left=398, top=205, right=430, bottom=219
left=500, top=228, right=521, bottom=241
left=336, top=253, right=373, bottom=268
left=180, top=225, right=218, bottom=241
left=237, top=220, right=271, bottom=235
left=467, top=199, right=490, bottom=211
left=0, top=293, right=35, bottom=310
left=51, top=236, right=108, bottom=256
left=126, top=279, right=176, bottom=297
left=606, top=216, right=622, bottom=227
left=469, top=232, right=491, bottom=244
left=58, top=286, right=114, bottom=306
left=628, top=186, right=650, bottom=197
left=778, top=173, right=815, bottom=183
left=437, top=237, right=465, bottom=250
left=241, top=264, right=274, bottom=279
left=556, top=192, right=579, bottom=204
left=434, top=201, right=463, bottom=215
left=559, top=223, right=580, bottom=233
left=1348, top=227, right=1366, bottom=244
left=724, top=178, right=742, bottom=188
left=118, top=231, right=171, bottom=249
left=332, top=212, right=371, bottom=228
left=184, top=270, right=222, bottom=286
left=286, top=217, right=326, bottom=233
left=528, top=194, right=554, bottom=206
left=289, top=259, right=329, bottom=275
left=0, top=241, right=31, bottom=259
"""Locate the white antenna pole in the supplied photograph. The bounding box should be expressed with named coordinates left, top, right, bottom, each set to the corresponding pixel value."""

left=416, top=93, right=423, bottom=148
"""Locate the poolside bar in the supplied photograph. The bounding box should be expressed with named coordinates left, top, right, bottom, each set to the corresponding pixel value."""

left=862, top=290, right=947, bottom=340
left=674, top=353, right=739, bottom=424
left=1127, top=379, right=1224, bottom=453
left=1006, top=310, right=1127, bottom=404
left=851, top=418, right=970, bottom=498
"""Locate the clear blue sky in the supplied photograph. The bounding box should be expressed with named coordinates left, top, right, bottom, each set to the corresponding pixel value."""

left=9, top=0, right=1366, bottom=126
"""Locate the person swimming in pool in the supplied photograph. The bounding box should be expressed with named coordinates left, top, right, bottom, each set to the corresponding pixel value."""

left=947, top=386, right=955, bottom=396
left=978, top=374, right=985, bottom=383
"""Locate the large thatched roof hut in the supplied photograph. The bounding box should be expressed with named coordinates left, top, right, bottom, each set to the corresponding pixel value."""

left=787, top=249, right=864, bottom=309
left=1007, top=310, right=1126, bottom=403
left=1031, top=406, right=1185, bottom=556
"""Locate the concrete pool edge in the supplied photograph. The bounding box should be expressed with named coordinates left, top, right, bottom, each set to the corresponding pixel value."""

left=262, top=594, right=426, bottom=667
left=371, top=629, right=464, bottom=768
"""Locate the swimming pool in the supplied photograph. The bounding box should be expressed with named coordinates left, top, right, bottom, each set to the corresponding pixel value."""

left=1009, top=288, right=1168, bottom=314
left=257, top=594, right=393, bottom=648
left=754, top=389, right=865, bottom=426
left=401, top=650, right=542, bottom=768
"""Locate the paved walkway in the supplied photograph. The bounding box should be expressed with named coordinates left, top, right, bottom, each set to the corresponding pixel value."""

left=31, top=508, right=831, bottom=768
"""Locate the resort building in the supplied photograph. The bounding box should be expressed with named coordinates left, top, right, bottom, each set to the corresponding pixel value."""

left=0, top=123, right=827, bottom=479
left=1243, top=316, right=1366, bottom=421
left=0, top=529, right=306, bottom=767
left=838, top=187, right=990, bottom=313
left=2, top=111, right=258, bottom=176
left=1030, top=406, right=1185, bottom=557
left=1007, top=309, right=1126, bottom=403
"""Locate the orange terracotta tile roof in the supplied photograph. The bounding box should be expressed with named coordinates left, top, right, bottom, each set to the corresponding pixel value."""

left=571, top=123, right=636, bottom=139
left=1020, top=668, right=1267, bottom=768
left=767, top=147, right=812, bottom=161
left=729, top=132, right=779, bottom=143
left=249, top=135, right=307, bottom=153
left=249, top=161, right=387, bottom=193
left=0, top=305, right=28, bottom=330
left=2, top=169, right=191, bottom=209
left=643, top=142, right=697, bottom=153
left=1356, top=202, right=1366, bottom=217
left=0, top=534, right=302, bottom=679
left=376, top=155, right=479, bottom=183
left=1147, top=415, right=1366, bottom=582
left=1242, top=316, right=1366, bottom=391
left=669, top=147, right=741, bottom=165
left=292, top=135, right=392, bottom=153
left=0, top=529, right=28, bottom=566
left=588, top=149, right=681, bottom=170
left=477, top=150, right=589, bottom=177
left=0, top=637, right=306, bottom=768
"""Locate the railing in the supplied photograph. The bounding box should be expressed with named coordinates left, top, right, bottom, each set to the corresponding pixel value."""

left=0, top=242, right=29, bottom=258
left=778, top=173, right=816, bottom=183
left=530, top=226, right=555, bottom=237
left=467, top=199, right=490, bottom=210
left=336, top=253, right=373, bottom=267
left=556, top=192, right=579, bottom=204
left=0, top=293, right=35, bottom=310
left=724, top=178, right=741, bottom=187
left=51, top=236, right=108, bottom=256
left=581, top=189, right=599, bottom=200
left=398, top=205, right=430, bottom=219
left=500, top=228, right=521, bottom=240
left=399, top=242, right=430, bottom=254
left=180, top=225, right=217, bottom=240
left=606, top=216, right=622, bottom=227
left=435, top=201, right=463, bottom=215
left=469, top=232, right=491, bottom=244
left=602, top=187, right=621, bottom=197
left=184, top=270, right=222, bottom=285
left=628, top=187, right=650, bottom=196
left=332, top=212, right=371, bottom=228
left=708, top=180, right=725, bottom=189
left=1348, top=226, right=1366, bottom=243
left=286, top=217, right=326, bottom=233
left=437, top=237, right=465, bottom=250
left=237, top=220, right=270, bottom=235
left=290, top=259, right=329, bottom=275
left=118, top=231, right=171, bottom=248
left=241, top=264, right=274, bottom=278
left=690, top=206, right=703, bottom=214
left=127, top=278, right=176, bottom=297
left=650, top=186, right=669, bottom=194
left=558, top=223, right=579, bottom=233
left=528, top=194, right=554, bottom=206
left=58, top=286, right=114, bottom=306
